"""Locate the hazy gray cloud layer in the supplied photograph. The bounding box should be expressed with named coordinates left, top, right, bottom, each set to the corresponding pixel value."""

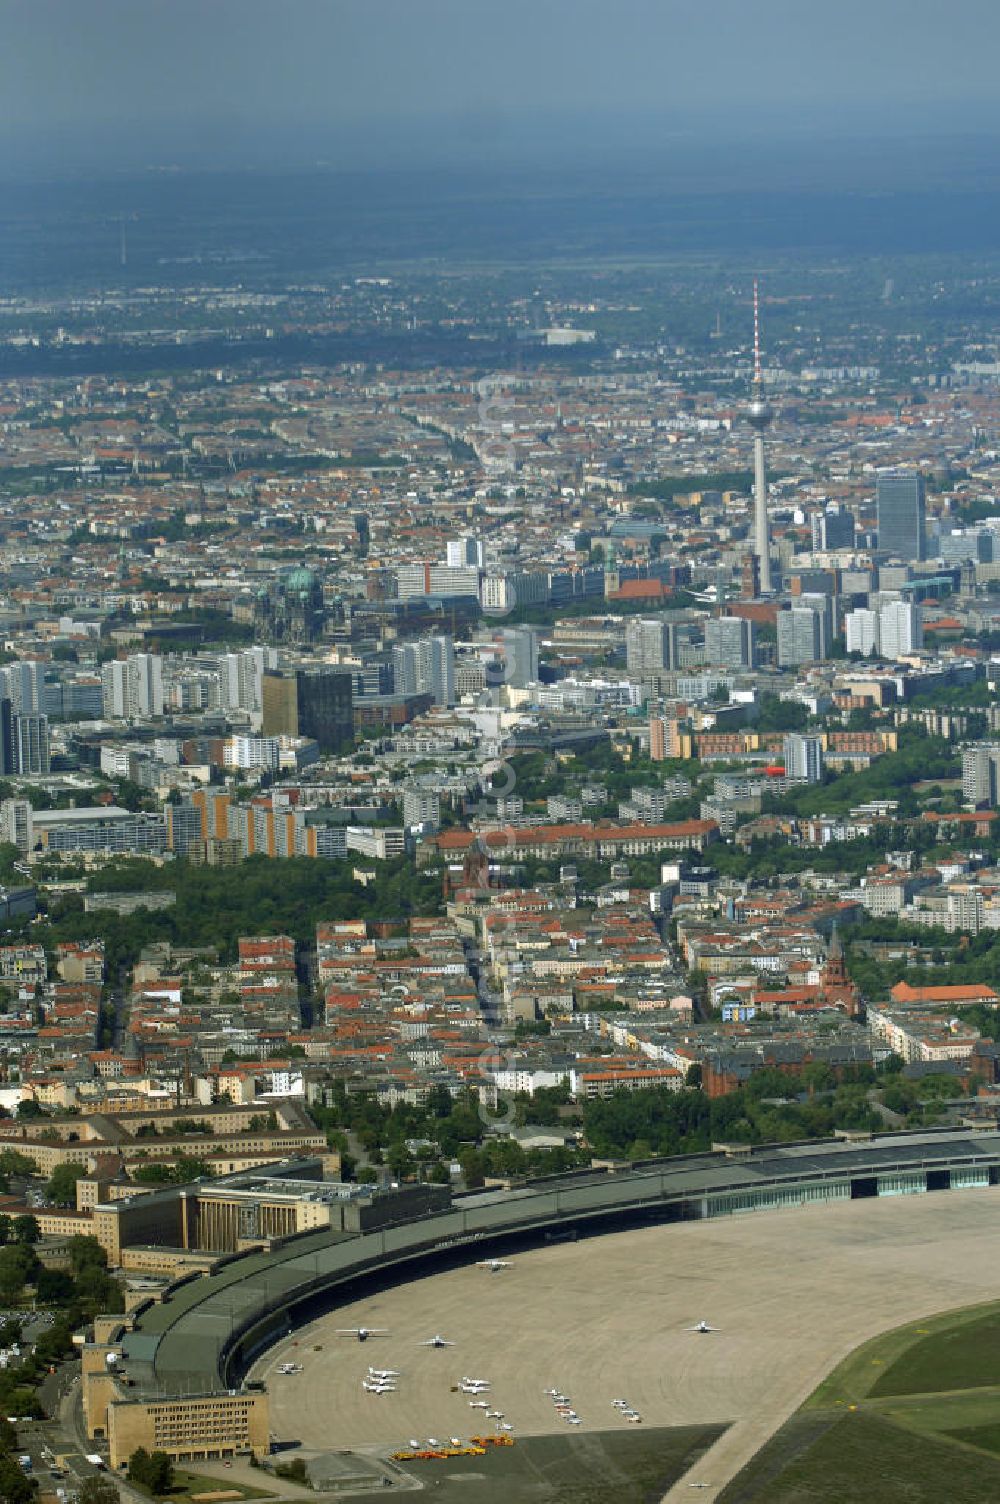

left=3, top=0, right=1000, bottom=176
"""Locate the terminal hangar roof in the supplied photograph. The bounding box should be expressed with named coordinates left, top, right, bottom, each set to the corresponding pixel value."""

left=118, top=1130, right=1000, bottom=1398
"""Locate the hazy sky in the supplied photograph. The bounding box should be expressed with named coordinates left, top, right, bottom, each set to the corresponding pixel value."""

left=4, top=0, right=1000, bottom=178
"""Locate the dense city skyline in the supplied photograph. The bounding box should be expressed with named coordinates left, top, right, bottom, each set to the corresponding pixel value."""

left=4, top=5, right=1000, bottom=1502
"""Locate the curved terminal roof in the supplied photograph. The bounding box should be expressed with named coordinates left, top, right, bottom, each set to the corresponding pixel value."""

left=120, top=1129, right=1000, bottom=1398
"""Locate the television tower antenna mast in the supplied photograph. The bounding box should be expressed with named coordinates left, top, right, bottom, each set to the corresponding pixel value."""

left=753, top=278, right=762, bottom=385
left=747, top=277, right=773, bottom=595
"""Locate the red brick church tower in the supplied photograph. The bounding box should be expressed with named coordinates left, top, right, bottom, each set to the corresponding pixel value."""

left=818, top=925, right=861, bottom=1018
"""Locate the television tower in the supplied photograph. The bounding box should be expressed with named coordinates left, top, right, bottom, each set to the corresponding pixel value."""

left=747, top=278, right=773, bottom=595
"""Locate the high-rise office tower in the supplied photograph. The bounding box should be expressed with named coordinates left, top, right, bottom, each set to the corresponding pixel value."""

left=500, top=627, right=538, bottom=689
left=746, top=279, right=773, bottom=595
left=402, top=788, right=441, bottom=830
left=127, top=653, right=164, bottom=718
left=0, top=699, right=12, bottom=777
left=844, top=608, right=880, bottom=656
left=262, top=669, right=353, bottom=754
left=776, top=607, right=823, bottom=667
left=811, top=506, right=855, bottom=552
left=0, top=661, right=43, bottom=715
left=101, top=660, right=129, bottom=719
left=0, top=798, right=31, bottom=851
left=392, top=636, right=455, bottom=706
left=783, top=733, right=824, bottom=784
left=14, top=714, right=50, bottom=775
left=704, top=616, right=755, bottom=669
left=446, top=536, right=484, bottom=569
left=877, top=472, right=926, bottom=561
left=879, top=600, right=923, bottom=660
left=102, top=653, right=164, bottom=720
left=963, top=745, right=1000, bottom=808
left=625, top=617, right=671, bottom=676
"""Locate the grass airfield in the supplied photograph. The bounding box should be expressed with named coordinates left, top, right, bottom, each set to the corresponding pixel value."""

left=721, top=1298, right=1000, bottom=1502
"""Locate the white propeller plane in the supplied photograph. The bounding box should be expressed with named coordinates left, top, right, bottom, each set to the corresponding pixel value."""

left=419, top=1334, right=455, bottom=1347
left=475, top=1258, right=511, bottom=1272
left=336, top=1327, right=389, bottom=1342
left=690, top=1320, right=717, bottom=1334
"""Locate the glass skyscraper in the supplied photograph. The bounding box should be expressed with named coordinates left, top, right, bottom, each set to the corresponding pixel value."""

left=877, top=472, right=926, bottom=561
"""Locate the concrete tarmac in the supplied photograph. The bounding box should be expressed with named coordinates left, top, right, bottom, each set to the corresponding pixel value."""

left=254, top=1190, right=1000, bottom=1500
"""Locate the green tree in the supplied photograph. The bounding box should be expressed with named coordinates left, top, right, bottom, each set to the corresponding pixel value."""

left=459, top=1146, right=489, bottom=1188
left=128, top=1447, right=152, bottom=1486
left=387, top=1143, right=415, bottom=1180
left=67, top=1234, right=108, bottom=1276
left=45, top=1163, right=85, bottom=1207
left=12, top=1215, right=39, bottom=1245
left=0, top=1250, right=28, bottom=1304
left=0, top=1452, right=35, bottom=1503
left=0, top=1150, right=38, bottom=1178
left=147, top=1451, right=175, bottom=1493
left=36, top=1267, right=75, bottom=1303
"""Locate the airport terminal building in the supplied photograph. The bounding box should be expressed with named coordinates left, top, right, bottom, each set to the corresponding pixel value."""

left=80, top=1129, right=1000, bottom=1470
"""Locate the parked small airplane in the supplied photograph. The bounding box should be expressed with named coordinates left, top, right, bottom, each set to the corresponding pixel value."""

left=368, top=1366, right=401, bottom=1379
left=277, top=1363, right=303, bottom=1375
left=475, top=1258, right=511, bottom=1272
left=418, top=1334, right=455, bottom=1347
left=362, top=1378, right=396, bottom=1393
left=690, top=1321, right=717, bottom=1334
left=461, top=1375, right=490, bottom=1388
left=337, top=1327, right=389, bottom=1342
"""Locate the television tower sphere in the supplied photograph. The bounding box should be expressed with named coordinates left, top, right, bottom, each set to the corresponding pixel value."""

left=747, top=394, right=773, bottom=430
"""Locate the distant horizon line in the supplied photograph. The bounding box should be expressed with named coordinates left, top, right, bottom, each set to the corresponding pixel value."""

left=5, top=117, right=1000, bottom=188
left=7, top=142, right=1000, bottom=191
